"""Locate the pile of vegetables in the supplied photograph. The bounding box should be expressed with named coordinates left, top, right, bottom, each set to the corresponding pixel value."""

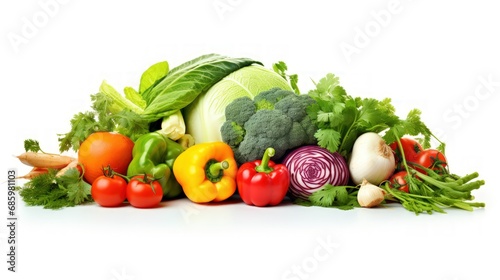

left=13, top=53, right=486, bottom=214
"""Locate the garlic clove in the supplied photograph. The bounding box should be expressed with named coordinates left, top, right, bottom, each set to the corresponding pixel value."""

left=357, top=179, right=386, bottom=208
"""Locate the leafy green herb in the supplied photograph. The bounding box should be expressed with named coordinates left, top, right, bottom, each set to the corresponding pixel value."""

left=294, top=185, right=360, bottom=210
left=24, top=139, right=44, bottom=153
left=306, top=73, right=436, bottom=157
left=17, top=168, right=92, bottom=209
left=57, top=92, right=150, bottom=152
left=272, top=61, right=300, bottom=94
left=56, top=168, right=92, bottom=205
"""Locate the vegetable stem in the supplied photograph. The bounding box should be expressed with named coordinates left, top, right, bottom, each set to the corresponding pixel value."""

left=206, top=160, right=229, bottom=182
left=255, top=148, right=275, bottom=173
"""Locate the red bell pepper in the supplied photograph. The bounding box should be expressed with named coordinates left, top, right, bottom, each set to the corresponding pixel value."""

left=236, top=147, right=290, bottom=207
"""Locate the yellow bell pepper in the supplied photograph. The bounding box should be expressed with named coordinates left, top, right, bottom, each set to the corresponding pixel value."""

left=173, top=142, right=238, bottom=203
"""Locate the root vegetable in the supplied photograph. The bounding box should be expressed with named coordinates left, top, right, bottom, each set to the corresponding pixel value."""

left=17, top=167, right=49, bottom=180
left=56, top=159, right=81, bottom=177
left=16, top=152, right=76, bottom=169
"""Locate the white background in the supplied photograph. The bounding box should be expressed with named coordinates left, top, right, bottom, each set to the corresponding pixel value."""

left=1, top=0, right=499, bottom=279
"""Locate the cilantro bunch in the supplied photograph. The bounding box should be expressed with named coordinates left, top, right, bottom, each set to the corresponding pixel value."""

left=306, top=73, right=438, bottom=157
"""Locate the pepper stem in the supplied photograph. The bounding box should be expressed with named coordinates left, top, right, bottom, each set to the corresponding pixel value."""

left=255, top=147, right=275, bottom=173
left=206, top=160, right=229, bottom=182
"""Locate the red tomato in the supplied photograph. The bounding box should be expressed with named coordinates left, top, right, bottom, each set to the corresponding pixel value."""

left=91, top=174, right=128, bottom=207
left=389, top=137, right=423, bottom=168
left=413, top=149, right=447, bottom=174
left=126, top=176, right=163, bottom=208
left=388, top=171, right=410, bottom=193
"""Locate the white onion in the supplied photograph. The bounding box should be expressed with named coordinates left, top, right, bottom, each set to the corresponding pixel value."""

left=282, top=145, right=350, bottom=200
left=348, top=132, right=396, bottom=185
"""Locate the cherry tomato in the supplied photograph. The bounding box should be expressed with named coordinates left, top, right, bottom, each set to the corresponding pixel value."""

left=389, top=137, right=423, bottom=168
left=91, top=174, right=128, bottom=207
left=388, top=171, right=410, bottom=193
left=126, top=175, right=163, bottom=208
left=414, top=149, right=447, bottom=174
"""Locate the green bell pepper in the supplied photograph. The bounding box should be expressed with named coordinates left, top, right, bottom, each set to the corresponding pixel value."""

left=127, top=131, right=184, bottom=199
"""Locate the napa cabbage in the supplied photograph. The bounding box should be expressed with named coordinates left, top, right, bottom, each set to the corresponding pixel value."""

left=183, top=65, right=293, bottom=144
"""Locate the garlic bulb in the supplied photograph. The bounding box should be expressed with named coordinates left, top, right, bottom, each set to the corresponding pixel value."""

left=357, top=179, right=386, bottom=208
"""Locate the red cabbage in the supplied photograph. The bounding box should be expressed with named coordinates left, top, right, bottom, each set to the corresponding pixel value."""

left=282, top=145, right=350, bottom=200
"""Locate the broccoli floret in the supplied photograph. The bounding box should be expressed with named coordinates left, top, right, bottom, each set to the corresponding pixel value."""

left=224, top=96, right=256, bottom=126
left=253, top=87, right=294, bottom=110
left=221, top=87, right=319, bottom=165
left=244, top=110, right=292, bottom=138
left=237, top=137, right=278, bottom=165
left=274, top=94, right=315, bottom=122
left=220, top=121, right=245, bottom=147
left=299, top=117, right=318, bottom=145
left=300, top=116, right=318, bottom=144
left=288, top=122, right=307, bottom=147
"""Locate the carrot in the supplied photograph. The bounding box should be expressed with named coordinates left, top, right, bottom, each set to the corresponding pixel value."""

left=56, top=159, right=81, bottom=177
left=16, top=167, right=49, bottom=180
left=16, top=152, right=76, bottom=169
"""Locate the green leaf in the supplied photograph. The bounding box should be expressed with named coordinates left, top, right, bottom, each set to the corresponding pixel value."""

left=139, top=61, right=169, bottom=94
left=99, top=81, right=143, bottom=114
left=310, top=73, right=340, bottom=98
left=113, top=110, right=150, bottom=141
left=272, top=61, right=300, bottom=94
left=24, top=139, right=43, bottom=153
left=56, top=168, right=92, bottom=205
left=382, top=108, right=433, bottom=148
left=66, top=180, right=92, bottom=205
left=140, top=54, right=261, bottom=122
left=17, top=169, right=88, bottom=209
left=357, top=98, right=398, bottom=131
left=307, top=185, right=359, bottom=209
left=57, top=111, right=104, bottom=153
left=272, top=61, right=288, bottom=79
left=314, top=129, right=341, bottom=153
left=124, top=86, right=146, bottom=109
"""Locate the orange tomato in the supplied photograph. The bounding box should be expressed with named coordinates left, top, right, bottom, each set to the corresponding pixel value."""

left=78, top=132, right=134, bottom=184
